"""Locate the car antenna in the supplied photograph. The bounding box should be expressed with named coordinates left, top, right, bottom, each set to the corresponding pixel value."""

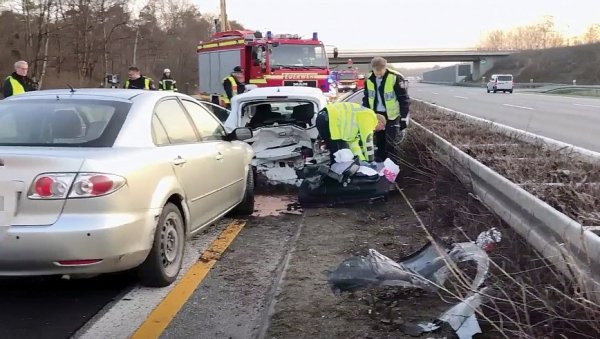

left=67, top=84, right=76, bottom=93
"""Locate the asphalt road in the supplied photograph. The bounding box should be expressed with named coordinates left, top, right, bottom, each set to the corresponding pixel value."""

left=0, top=273, right=134, bottom=339
left=409, top=83, right=600, bottom=152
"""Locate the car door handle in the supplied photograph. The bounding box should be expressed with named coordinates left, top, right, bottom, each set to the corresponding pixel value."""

left=173, top=156, right=187, bottom=166
left=215, top=152, right=224, bottom=161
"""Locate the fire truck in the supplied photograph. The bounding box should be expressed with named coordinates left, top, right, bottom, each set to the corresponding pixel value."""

left=332, top=59, right=364, bottom=93
left=196, top=30, right=331, bottom=103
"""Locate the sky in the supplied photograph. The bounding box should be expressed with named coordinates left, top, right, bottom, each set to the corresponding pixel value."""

left=197, top=0, right=600, bottom=50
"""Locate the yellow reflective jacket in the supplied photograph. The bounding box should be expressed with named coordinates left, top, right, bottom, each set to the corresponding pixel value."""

left=326, top=102, right=377, bottom=161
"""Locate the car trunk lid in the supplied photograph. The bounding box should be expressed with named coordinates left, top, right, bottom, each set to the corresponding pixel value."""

left=0, top=148, right=85, bottom=226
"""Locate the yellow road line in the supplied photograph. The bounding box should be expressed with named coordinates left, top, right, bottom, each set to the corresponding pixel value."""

left=130, top=219, right=247, bottom=339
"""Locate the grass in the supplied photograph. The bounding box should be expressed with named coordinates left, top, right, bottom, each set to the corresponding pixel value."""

left=411, top=101, right=600, bottom=227
left=390, top=124, right=600, bottom=338
left=545, top=88, right=600, bottom=98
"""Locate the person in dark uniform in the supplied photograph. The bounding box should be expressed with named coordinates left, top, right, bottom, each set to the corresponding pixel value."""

left=222, top=66, right=246, bottom=109
left=123, top=66, right=156, bottom=90
left=158, top=68, right=177, bottom=91
left=3, top=60, right=37, bottom=98
left=362, top=57, right=410, bottom=161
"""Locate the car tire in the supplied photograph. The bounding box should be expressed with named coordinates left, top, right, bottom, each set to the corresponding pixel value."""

left=486, top=88, right=490, bottom=93
left=233, top=166, right=255, bottom=215
left=493, top=89, right=497, bottom=93
left=138, top=203, right=185, bottom=287
left=509, top=89, right=513, bottom=94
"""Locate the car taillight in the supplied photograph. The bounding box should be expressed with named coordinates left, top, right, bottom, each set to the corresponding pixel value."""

left=71, top=174, right=118, bottom=197
left=31, top=174, right=76, bottom=199
left=28, top=173, right=125, bottom=199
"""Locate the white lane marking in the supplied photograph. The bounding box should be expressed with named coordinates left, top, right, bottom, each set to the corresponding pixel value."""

left=75, top=221, right=230, bottom=339
left=574, top=103, right=600, bottom=109
left=432, top=92, right=439, bottom=95
left=503, top=104, right=534, bottom=110
left=454, top=95, right=469, bottom=99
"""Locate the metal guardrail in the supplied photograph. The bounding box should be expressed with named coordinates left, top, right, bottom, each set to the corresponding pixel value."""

left=341, top=90, right=600, bottom=290
left=340, top=91, right=600, bottom=290
left=412, top=100, right=600, bottom=294
left=416, top=99, right=600, bottom=164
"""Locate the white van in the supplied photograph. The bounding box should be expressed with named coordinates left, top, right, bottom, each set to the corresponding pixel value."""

left=487, top=74, right=514, bottom=93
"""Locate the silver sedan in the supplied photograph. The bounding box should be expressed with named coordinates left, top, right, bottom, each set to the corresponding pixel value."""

left=0, top=89, right=255, bottom=287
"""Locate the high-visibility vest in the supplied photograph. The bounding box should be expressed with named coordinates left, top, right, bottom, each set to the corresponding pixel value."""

left=222, top=76, right=237, bottom=104
left=125, top=78, right=151, bottom=89
left=159, top=79, right=177, bottom=91
left=6, top=76, right=25, bottom=96
left=326, top=102, right=377, bottom=161
left=365, top=69, right=400, bottom=120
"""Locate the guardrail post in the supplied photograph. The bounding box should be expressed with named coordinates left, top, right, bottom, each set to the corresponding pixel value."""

left=573, top=80, right=577, bottom=86
left=530, top=78, right=533, bottom=88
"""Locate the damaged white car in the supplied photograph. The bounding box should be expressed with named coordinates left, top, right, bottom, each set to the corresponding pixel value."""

left=223, top=87, right=329, bottom=185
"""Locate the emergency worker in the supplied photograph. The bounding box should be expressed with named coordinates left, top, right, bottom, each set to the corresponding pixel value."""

left=222, top=66, right=245, bottom=109
left=3, top=60, right=37, bottom=98
left=123, top=66, right=156, bottom=90
left=362, top=57, right=410, bottom=161
left=315, top=102, right=386, bottom=164
left=158, top=68, right=177, bottom=91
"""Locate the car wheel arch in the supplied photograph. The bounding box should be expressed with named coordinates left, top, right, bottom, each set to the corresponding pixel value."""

left=165, top=194, right=189, bottom=235
left=150, top=177, right=191, bottom=235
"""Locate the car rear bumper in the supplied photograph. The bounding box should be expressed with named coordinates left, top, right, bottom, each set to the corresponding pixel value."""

left=0, top=209, right=161, bottom=276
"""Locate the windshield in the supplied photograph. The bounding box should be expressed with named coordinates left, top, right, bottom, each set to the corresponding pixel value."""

left=0, top=99, right=130, bottom=147
left=497, top=75, right=513, bottom=81
left=338, top=73, right=356, bottom=80
left=270, top=44, right=327, bottom=68
left=242, top=100, right=316, bottom=129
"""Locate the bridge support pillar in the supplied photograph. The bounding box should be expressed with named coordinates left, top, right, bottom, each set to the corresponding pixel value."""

left=472, top=60, right=481, bottom=81
left=472, top=57, right=498, bottom=81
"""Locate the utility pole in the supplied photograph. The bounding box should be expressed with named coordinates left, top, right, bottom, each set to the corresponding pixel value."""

left=220, top=0, right=230, bottom=31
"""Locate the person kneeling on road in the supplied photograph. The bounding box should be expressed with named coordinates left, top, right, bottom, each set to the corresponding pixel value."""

left=315, top=102, right=386, bottom=164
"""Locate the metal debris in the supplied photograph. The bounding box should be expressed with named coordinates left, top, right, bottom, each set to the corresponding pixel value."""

left=329, top=234, right=501, bottom=338
left=328, top=239, right=492, bottom=293
left=413, top=287, right=492, bottom=339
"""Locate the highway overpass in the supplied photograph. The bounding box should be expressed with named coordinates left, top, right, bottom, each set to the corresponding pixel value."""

left=327, top=49, right=516, bottom=80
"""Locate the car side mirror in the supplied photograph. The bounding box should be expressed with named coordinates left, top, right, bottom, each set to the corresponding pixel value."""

left=230, top=127, right=253, bottom=141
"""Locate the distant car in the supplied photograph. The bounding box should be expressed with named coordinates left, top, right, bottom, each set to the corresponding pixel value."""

left=487, top=74, right=514, bottom=93
left=0, top=89, right=255, bottom=287
left=224, top=86, right=329, bottom=185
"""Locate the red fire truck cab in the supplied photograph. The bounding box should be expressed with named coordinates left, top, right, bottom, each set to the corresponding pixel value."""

left=197, top=30, right=330, bottom=103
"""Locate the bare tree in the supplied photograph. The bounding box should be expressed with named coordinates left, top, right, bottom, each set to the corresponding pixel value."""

left=583, top=24, right=600, bottom=44
left=1, top=0, right=238, bottom=90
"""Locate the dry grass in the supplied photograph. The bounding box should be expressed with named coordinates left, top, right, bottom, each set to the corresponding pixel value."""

left=410, top=101, right=600, bottom=227
left=389, top=124, right=600, bottom=338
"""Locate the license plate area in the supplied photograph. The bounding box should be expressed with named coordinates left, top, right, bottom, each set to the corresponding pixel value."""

left=0, top=181, right=17, bottom=227
left=284, top=80, right=317, bottom=87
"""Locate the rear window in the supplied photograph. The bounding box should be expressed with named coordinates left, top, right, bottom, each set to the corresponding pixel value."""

left=242, top=100, right=316, bottom=129
left=0, top=99, right=130, bottom=147
left=497, top=76, right=513, bottom=81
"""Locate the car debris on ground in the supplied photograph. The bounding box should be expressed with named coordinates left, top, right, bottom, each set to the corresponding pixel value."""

left=328, top=229, right=502, bottom=338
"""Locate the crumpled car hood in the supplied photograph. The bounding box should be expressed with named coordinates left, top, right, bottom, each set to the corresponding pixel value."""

left=248, top=125, right=318, bottom=160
